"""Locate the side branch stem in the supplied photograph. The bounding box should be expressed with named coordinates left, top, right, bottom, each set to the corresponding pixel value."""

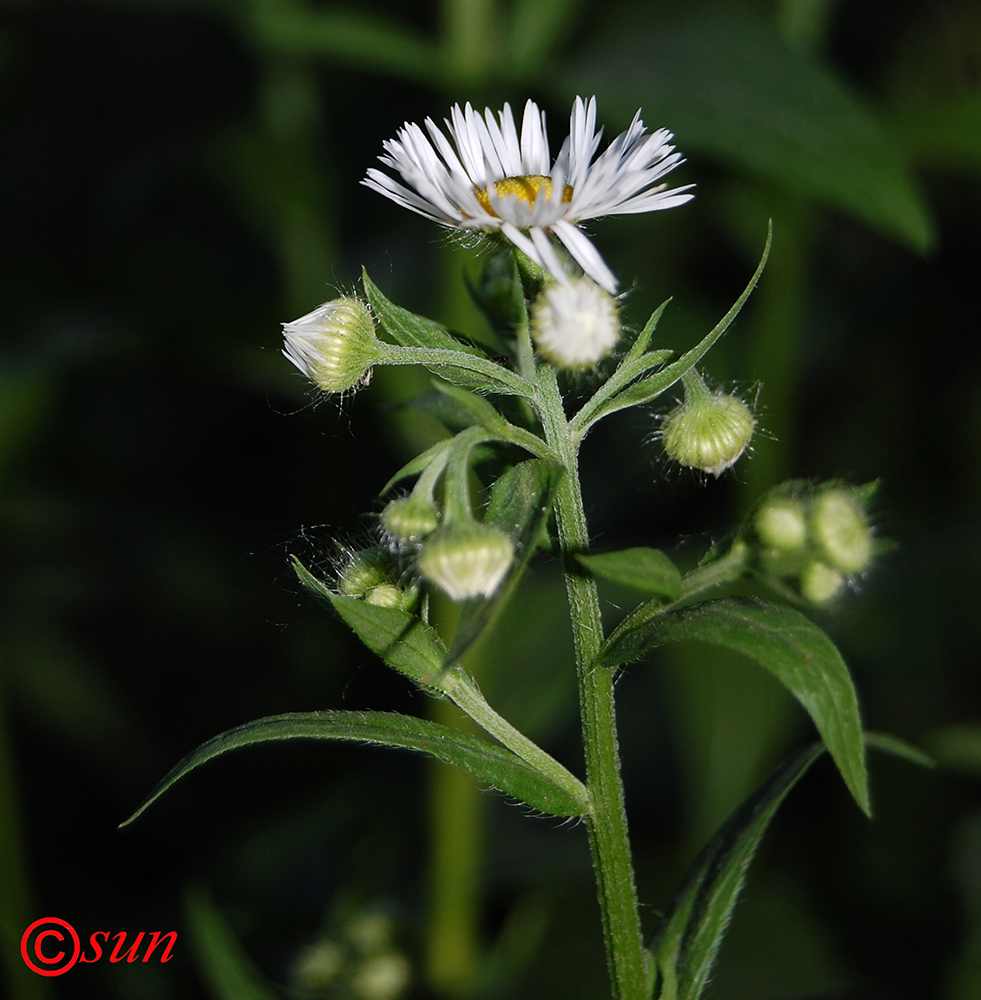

left=535, top=366, right=648, bottom=1000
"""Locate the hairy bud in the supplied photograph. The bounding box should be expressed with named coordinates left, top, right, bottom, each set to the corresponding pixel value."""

left=531, top=277, right=620, bottom=369
left=282, top=297, right=378, bottom=393
left=417, top=522, right=514, bottom=600
left=661, top=371, right=755, bottom=476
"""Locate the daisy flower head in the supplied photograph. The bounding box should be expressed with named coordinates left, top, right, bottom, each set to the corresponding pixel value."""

left=362, top=96, right=693, bottom=294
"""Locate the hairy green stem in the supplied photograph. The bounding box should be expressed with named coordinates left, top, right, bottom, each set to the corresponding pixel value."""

left=445, top=672, right=589, bottom=812
left=535, top=366, right=648, bottom=1000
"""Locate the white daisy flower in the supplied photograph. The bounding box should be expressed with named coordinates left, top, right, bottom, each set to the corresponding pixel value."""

left=362, top=96, right=693, bottom=294
left=531, top=277, right=620, bottom=369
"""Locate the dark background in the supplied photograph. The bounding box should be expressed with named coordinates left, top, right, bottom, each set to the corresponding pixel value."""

left=2, top=0, right=981, bottom=997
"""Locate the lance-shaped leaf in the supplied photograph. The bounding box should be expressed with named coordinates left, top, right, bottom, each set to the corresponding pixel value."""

left=577, top=547, right=681, bottom=601
left=650, top=732, right=931, bottom=1000
left=185, top=886, right=278, bottom=1000
left=363, top=269, right=486, bottom=356
left=293, top=560, right=589, bottom=812
left=650, top=743, right=824, bottom=1000
left=363, top=272, right=535, bottom=396
left=121, top=710, right=584, bottom=826
left=600, top=596, right=868, bottom=815
left=574, top=226, right=770, bottom=433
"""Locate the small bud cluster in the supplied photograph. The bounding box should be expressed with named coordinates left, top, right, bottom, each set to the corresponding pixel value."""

left=335, top=484, right=515, bottom=606
left=289, top=908, right=410, bottom=1000
left=661, top=370, right=755, bottom=476
left=336, top=548, right=418, bottom=611
left=751, top=483, right=876, bottom=604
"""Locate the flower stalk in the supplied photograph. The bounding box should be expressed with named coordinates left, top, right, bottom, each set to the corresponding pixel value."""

left=535, top=365, right=648, bottom=1000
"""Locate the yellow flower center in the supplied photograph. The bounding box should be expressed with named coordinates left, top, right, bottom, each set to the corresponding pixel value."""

left=474, top=175, right=573, bottom=216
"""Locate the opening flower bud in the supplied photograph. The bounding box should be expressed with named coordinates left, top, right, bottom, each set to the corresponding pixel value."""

left=800, top=559, right=845, bottom=604
left=810, top=488, right=872, bottom=574
left=380, top=496, right=440, bottom=543
left=282, top=297, right=378, bottom=393
left=661, top=371, right=755, bottom=476
left=530, top=277, right=620, bottom=369
left=755, top=497, right=807, bottom=551
left=417, top=522, right=514, bottom=600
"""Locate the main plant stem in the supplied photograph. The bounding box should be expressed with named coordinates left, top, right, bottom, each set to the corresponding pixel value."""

left=536, top=366, right=648, bottom=1000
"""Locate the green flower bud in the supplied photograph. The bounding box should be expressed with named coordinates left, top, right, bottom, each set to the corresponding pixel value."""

left=755, top=496, right=808, bottom=551
left=661, top=371, right=755, bottom=477
left=380, top=496, right=440, bottom=543
left=364, top=582, right=418, bottom=612
left=810, top=488, right=872, bottom=574
left=417, top=522, right=514, bottom=600
left=337, top=551, right=391, bottom=598
left=531, top=277, right=620, bottom=370
left=282, top=297, right=378, bottom=393
left=291, top=940, right=345, bottom=990
left=350, top=953, right=411, bottom=1000
left=800, top=560, right=845, bottom=604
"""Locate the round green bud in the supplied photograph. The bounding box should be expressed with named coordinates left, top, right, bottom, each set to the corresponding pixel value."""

left=380, top=496, right=440, bottom=542
left=282, top=297, right=378, bottom=393
left=363, top=582, right=418, bottom=612
left=346, top=912, right=393, bottom=954
left=362, top=583, right=404, bottom=608
left=337, top=551, right=391, bottom=598
left=350, top=953, right=411, bottom=1000
left=755, top=497, right=808, bottom=551
left=291, top=940, right=345, bottom=991
left=810, top=489, right=872, bottom=574
left=800, top=560, right=845, bottom=604
left=417, top=522, right=514, bottom=600
left=661, top=390, right=756, bottom=477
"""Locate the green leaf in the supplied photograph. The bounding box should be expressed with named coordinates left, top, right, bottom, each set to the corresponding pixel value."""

left=562, top=11, right=933, bottom=251
left=447, top=459, right=564, bottom=664
left=293, top=557, right=454, bottom=690
left=650, top=732, right=929, bottom=999
left=432, top=380, right=516, bottom=438
left=577, top=227, right=770, bottom=433
left=650, top=743, right=825, bottom=1000
left=328, top=590, right=448, bottom=689
left=185, top=886, right=278, bottom=1000
left=893, top=93, right=981, bottom=175
left=464, top=249, right=527, bottom=334
left=577, top=548, right=681, bottom=600
left=363, top=269, right=486, bottom=356
left=121, top=710, right=584, bottom=826
left=625, top=299, right=672, bottom=365
left=251, top=6, right=440, bottom=87
left=573, top=229, right=769, bottom=434
left=600, top=596, right=868, bottom=815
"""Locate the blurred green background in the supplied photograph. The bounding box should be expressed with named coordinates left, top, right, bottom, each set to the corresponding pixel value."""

left=2, top=0, right=981, bottom=997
